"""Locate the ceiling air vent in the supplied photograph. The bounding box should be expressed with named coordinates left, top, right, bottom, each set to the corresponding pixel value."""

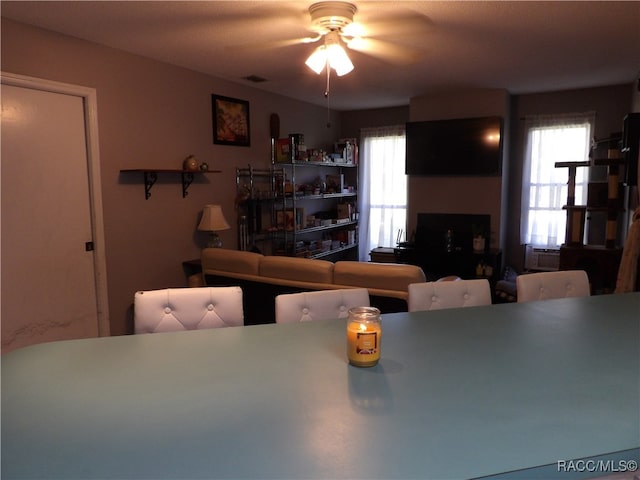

left=243, top=75, right=267, bottom=83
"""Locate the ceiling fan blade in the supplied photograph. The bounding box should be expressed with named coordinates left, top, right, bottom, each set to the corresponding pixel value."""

left=354, top=8, right=434, bottom=38
left=347, top=37, right=423, bottom=66
left=227, top=35, right=320, bottom=53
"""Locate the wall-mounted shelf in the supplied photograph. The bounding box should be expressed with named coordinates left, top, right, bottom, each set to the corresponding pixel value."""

left=120, top=169, right=221, bottom=199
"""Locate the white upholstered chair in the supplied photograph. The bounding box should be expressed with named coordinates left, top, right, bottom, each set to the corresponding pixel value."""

left=134, top=286, right=244, bottom=334
left=275, top=288, right=370, bottom=324
left=436, top=275, right=462, bottom=282
left=408, top=279, right=492, bottom=312
left=516, top=270, right=590, bottom=303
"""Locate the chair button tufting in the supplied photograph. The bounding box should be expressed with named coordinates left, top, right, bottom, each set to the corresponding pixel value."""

left=164, top=307, right=172, bottom=314
left=463, top=293, right=470, bottom=300
left=431, top=295, right=438, bottom=302
left=207, top=304, right=214, bottom=311
left=302, top=307, right=309, bottom=314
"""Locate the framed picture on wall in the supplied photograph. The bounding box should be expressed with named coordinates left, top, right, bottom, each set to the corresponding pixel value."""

left=212, top=94, right=250, bottom=146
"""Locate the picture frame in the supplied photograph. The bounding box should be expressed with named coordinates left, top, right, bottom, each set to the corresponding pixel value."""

left=212, top=94, right=250, bottom=146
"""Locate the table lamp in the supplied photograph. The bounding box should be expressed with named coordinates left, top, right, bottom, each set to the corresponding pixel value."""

left=198, top=204, right=230, bottom=248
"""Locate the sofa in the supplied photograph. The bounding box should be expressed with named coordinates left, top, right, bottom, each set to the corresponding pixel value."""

left=199, top=248, right=426, bottom=325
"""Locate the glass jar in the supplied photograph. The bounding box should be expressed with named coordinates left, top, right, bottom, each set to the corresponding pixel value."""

left=346, top=306, right=382, bottom=367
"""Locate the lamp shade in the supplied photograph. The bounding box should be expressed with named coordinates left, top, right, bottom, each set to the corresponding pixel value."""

left=327, top=43, right=354, bottom=76
left=198, top=205, right=230, bottom=232
left=305, top=31, right=354, bottom=77
left=305, top=46, right=328, bottom=74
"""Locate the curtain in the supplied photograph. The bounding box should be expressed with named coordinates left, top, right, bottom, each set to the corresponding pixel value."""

left=520, top=112, right=595, bottom=247
left=358, top=125, right=407, bottom=261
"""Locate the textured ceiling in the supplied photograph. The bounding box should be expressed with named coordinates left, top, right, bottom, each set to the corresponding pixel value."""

left=2, top=1, right=639, bottom=110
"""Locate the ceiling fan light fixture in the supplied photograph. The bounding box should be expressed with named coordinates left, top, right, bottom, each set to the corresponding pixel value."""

left=305, top=46, right=328, bottom=74
left=327, top=43, right=354, bottom=76
left=308, top=2, right=357, bottom=33
left=305, top=30, right=354, bottom=76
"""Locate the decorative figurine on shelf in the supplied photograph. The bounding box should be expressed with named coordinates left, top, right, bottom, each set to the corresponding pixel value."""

left=183, top=155, right=199, bottom=171
left=472, top=224, right=487, bottom=252
left=445, top=228, right=454, bottom=253
left=199, top=162, right=209, bottom=171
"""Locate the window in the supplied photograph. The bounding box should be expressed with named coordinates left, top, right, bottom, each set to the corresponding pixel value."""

left=520, top=113, right=595, bottom=247
left=358, top=125, right=407, bottom=261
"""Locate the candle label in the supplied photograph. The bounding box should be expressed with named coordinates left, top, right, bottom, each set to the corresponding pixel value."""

left=356, top=331, right=378, bottom=354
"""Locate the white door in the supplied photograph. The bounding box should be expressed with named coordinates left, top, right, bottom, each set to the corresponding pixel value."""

left=1, top=77, right=108, bottom=353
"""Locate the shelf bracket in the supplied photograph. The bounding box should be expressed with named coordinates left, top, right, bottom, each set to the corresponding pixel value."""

left=181, top=172, right=195, bottom=198
left=143, top=171, right=158, bottom=200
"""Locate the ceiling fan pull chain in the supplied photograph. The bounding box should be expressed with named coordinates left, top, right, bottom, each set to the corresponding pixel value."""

left=325, top=63, right=331, bottom=128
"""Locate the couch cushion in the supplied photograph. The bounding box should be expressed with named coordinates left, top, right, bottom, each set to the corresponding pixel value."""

left=201, top=248, right=263, bottom=276
left=334, top=261, right=426, bottom=292
left=259, top=255, right=334, bottom=284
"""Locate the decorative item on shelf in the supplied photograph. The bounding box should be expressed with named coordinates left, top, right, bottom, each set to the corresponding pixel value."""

left=198, top=204, right=230, bottom=248
left=199, top=162, right=209, bottom=171
left=336, top=138, right=358, bottom=164
left=183, top=155, right=199, bottom=172
left=473, top=235, right=486, bottom=252
left=445, top=228, right=454, bottom=253
left=289, top=133, right=306, bottom=161
left=347, top=306, right=382, bottom=368
left=275, top=138, right=291, bottom=163
left=472, top=224, right=487, bottom=252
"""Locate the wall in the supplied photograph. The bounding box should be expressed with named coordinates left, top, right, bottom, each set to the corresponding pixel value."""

left=506, top=84, right=633, bottom=271
left=339, top=106, right=410, bottom=139
left=1, top=18, right=341, bottom=335
left=341, top=86, right=634, bottom=273
left=407, top=89, right=510, bottom=253
left=3, top=19, right=636, bottom=336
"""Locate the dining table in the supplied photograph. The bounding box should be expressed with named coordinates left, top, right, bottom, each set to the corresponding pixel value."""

left=2, top=292, right=639, bottom=479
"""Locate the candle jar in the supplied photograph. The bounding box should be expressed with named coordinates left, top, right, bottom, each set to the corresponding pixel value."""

left=347, top=306, right=382, bottom=367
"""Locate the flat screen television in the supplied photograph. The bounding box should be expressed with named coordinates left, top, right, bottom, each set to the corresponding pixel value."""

left=405, top=116, right=504, bottom=176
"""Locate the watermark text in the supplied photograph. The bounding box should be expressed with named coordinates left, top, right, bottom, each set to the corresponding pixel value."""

left=557, top=459, right=638, bottom=473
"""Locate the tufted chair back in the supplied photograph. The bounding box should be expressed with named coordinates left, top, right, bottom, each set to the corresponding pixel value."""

left=408, top=279, right=492, bottom=312
left=134, top=286, right=244, bottom=334
left=275, top=288, right=370, bottom=324
left=516, top=270, right=590, bottom=303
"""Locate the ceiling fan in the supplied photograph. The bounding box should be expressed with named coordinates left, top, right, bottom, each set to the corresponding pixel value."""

left=229, top=1, right=428, bottom=71
left=302, top=2, right=358, bottom=76
left=227, top=1, right=429, bottom=124
left=300, top=1, right=426, bottom=75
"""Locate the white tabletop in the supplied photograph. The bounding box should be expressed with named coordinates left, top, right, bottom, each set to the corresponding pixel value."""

left=2, top=293, right=639, bottom=479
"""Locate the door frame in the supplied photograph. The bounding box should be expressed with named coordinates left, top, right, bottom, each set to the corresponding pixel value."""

left=1, top=71, right=110, bottom=336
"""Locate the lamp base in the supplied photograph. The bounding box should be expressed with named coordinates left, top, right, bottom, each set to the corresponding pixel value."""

left=207, top=233, right=223, bottom=248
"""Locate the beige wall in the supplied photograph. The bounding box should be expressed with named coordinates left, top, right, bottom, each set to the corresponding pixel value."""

left=339, top=106, right=410, bottom=139
left=3, top=19, right=636, bottom=335
left=506, top=84, right=633, bottom=271
left=407, top=89, right=510, bottom=251
left=1, top=18, right=341, bottom=335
